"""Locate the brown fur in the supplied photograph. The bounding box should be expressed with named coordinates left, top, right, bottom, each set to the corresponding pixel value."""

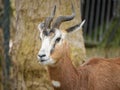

left=48, top=41, right=120, bottom=90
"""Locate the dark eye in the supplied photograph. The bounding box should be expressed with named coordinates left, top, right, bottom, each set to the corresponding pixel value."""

left=56, top=37, right=61, bottom=42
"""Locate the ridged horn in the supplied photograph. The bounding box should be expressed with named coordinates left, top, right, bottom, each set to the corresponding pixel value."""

left=52, top=4, right=75, bottom=29
left=44, top=5, right=56, bottom=28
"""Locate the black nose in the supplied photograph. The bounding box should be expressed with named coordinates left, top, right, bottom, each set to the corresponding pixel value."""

left=38, top=54, right=46, bottom=58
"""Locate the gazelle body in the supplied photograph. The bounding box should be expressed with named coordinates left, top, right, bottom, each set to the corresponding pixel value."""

left=37, top=4, right=120, bottom=90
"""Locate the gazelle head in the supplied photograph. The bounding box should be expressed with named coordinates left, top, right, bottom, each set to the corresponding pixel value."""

left=37, top=4, right=85, bottom=66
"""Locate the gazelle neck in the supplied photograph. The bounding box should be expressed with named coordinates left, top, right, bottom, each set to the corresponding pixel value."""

left=48, top=42, right=79, bottom=90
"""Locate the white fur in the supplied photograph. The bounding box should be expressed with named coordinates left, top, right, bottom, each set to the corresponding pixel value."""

left=38, top=37, right=54, bottom=65
left=52, top=80, right=61, bottom=88
left=73, top=20, right=86, bottom=32
left=38, top=29, right=64, bottom=65
left=38, top=22, right=44, bottom=32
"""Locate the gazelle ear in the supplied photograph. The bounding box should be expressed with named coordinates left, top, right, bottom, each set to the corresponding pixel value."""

left=66, top=20, right=85, bottom=33
left=38, top=22, right=45, bottom=32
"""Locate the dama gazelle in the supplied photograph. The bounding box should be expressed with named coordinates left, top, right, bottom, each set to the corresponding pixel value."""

left=37, top=4, right=120, bottom=90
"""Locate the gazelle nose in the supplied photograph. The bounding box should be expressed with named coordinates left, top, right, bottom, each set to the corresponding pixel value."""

left=38, top=54, right=46, bottom=58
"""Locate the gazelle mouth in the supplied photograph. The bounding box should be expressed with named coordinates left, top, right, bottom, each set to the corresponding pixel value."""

left=38, top=57, right=56, bottom=65
left=41, top=59, right=47, bottom=62
left=38, top=60, right=48, bottom=65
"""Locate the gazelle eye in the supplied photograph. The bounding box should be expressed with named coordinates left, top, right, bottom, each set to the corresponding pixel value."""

left=56, top=37, right=61, bottom=42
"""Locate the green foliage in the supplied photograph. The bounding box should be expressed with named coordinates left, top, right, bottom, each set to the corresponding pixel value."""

left=84, top=18, right=120, bottom=48
left=101, top=18, right=120, bottom=48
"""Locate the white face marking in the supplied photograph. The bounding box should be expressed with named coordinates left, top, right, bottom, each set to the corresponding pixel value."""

left=37, top=28, right=65, bottom=65
left=37, top=36, right=55, bottom=65
left=37, top=20, right=85, bottom=65
left=52, top=80, right=61, bottom=88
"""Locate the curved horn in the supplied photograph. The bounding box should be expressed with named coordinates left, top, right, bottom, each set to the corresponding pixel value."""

left=45, top=5, right=56, bottom=28
left=52, top=4, right=75, bottom=29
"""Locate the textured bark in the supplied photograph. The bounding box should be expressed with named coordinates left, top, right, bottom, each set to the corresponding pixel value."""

left=10, top=0, right=86, bottom=89
left=0, top=28, right=3, bottom=90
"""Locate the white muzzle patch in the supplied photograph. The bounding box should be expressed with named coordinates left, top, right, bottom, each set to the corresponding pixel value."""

left=52, top=80, right=61, bottom=88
